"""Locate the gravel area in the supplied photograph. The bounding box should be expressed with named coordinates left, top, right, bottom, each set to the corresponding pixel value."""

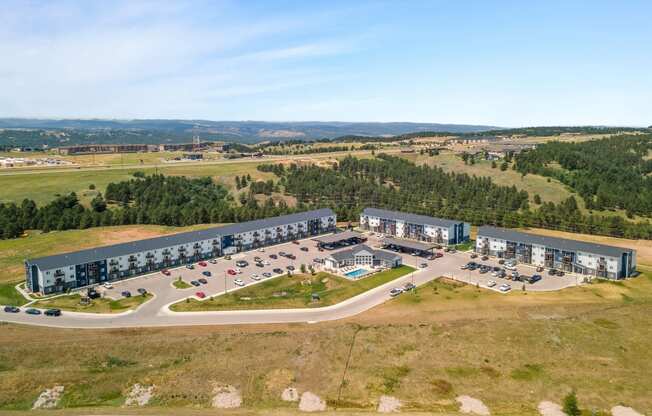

left=124, top=384, right=154, bottom=406
left=211, top=384, right=242, bottom=409
left=281, top=387, right=300, bottom=402
left=32, top=385, right=64, bottom=409
left=299, top=391, right=326, bottom=412
left=538, top=401, right=565, bottom=416
left=456, top=395, right=490, bottom=415
left=612, top=405, right=645, bottom=416
left=377, top=395, right=402, bottom=413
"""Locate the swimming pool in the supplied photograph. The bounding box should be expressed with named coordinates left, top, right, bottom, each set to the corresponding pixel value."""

left=344, top=268, right=369, bottom=279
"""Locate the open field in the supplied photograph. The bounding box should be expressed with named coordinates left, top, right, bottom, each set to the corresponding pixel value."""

left=31, top=293, right=152, bottom=313
left=401, top=151, right=577, bottom=206
left=1, top=271, right=650, bottom=414
left=171, top=267, right=414, bottom=312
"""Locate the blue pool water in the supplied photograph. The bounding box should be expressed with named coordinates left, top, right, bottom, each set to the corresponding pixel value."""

left=344, top=268, right=368, bottom=279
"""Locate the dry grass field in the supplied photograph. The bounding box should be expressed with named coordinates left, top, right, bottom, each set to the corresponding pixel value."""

left=0, top=272, right=650, bottom=414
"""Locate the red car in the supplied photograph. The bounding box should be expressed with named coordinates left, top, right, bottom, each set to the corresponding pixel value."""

left=227, top=269, right=237, bottom=275
left=198, top=261, right=207, bottom=267
left=435, top=252, right=443, bottom=258
left=161, top=269, right=171, bottom=276
left=195, top=291, right=206, bottom=299
left=292, top=241, right=300, bottom=245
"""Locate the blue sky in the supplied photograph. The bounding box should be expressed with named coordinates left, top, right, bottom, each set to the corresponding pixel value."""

left=1, top=0, right=650, bottom=126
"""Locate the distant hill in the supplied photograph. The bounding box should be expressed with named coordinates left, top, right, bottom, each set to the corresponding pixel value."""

left=0, top=119, right=498, bottom=147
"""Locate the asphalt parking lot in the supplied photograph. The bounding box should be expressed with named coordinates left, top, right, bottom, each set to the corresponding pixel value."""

left=1, top=232, right=582, bottom=328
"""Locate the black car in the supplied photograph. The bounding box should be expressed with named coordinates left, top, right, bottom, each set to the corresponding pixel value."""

left=137, top=288, right=147, bottom=295
left=256, top=262, right=264, bottom=267
left=121, top=290, right=132, bottom=298
left=493, top=266, right=501, bottom=272
left=404, top=282, right=416, bottom=291
left=557, top=271, right=565, bottom=276
left=3, top=306, right=20, bottom=313
left=529, top=274, right=542, bottom=284
left=25, top=308, right=41, bottom=315
left=44, top=308, right=61, bottom=317
left=273, top=268, right=284, bottom=274
left=278, top=252, right=287, bottom=257
left=87, top=288, right=101, bottom=299
left=286, top=254, right=296, bottom=260
left=286, top=265, right=295, bottom=271
left=190, top=280, right=200, bottom=287
left=202, top=271, right=212, bottom=277
left=548, top=269, right=557, bottom=276
left=481, top=255, right=489, bottom=261
left=498, top=259, right=505, bottom=265
left=235, top=260, right=249, bottom=267
left=269, top=254, right=278, bottom=259
left=300, top=247, right=309, bottom=252
left=198, top=278, right=208, bottom=285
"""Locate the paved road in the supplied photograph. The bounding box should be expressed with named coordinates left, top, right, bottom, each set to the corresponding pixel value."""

left=0, top=234, right=579, bottom=329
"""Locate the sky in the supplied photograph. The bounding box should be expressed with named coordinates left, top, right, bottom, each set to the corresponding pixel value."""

left=1, top=0, right=651, bottom=126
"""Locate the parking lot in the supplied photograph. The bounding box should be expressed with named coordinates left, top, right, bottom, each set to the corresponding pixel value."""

left=1, top=232, right=583, bottom=328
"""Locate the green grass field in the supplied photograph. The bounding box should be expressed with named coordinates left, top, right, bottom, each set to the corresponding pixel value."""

left=171, top=266, right=415, bottom=311
left=30, top=292, right=152, bottom=313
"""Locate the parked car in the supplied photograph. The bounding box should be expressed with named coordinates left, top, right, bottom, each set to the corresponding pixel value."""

left=25, top=308, right=41, bottom=315
left=498, top=284, right=511, bottom=292
left=190, top=280, right=200, bottom=287
left=137, top=288, right=147, bottom=295
left=121, top=290, right=132, bottom=298
left=286, top=265, right=295, bottom=271
left=536, top=266, right=544, bottom=272
left=529, top=274, right=542, bottom=284
left=470, top=253, right=478, bottom=259
left=234, top=268, right=242, bottom=274
left=557, top=271, right=565, bottom=276
left=286, top=254, right=296, bottom=260
left=491, top=270, right=500, bottom=277
left=195, top=291, right=206, bottom=299
left=235, top=260, right=248, bottom=267
left=313, top=258, right=323, bottom=263
left=404, top=282, right=416, bottom=291
left=262, top=272, right=272, bottom=278
left=251, top=274, right=261, bottom=281
left=224, top=255, right=232, bottom=260
left=254, top=256, right=262, bottom=263
left=198, top=278, right=208, bottom=285
left=498, top=270, right=507, bottom=279
left=548, top=269, right=557, bottom=276
left=493, top=266, right=501, bottom=272
left=202, top=271, right=212, bottom=277
left=44, top=308, right=61, bottom=317
left=269, top=254, right=278, bottom=259
left=460, top=264, right=469, bottom=270
left=198, top=261, right=207, bottom=267
left=161, top=269, right=171, bottom=276
left=278, top=252, right=287, bottom=257
left=420, top=263, right=428, bottom=268
left=258, top=248, right=265, bottom=252
left=273, top=268, right=284, bottom=274
left=227, top=269, right=237, bottom=276
left=498, top=259, right=505, bottom=265
left=87, top=288, right=100, bottom=299
left=434, top=252, right=443, bottom=258
left=487, top=280, right=497, bottom=288
left=292, top=241, right=300, bottom=245
left=481, top=255, right=489, bottom=261
left=186, top=264, right=194, bottom=270
left=263, top=260, right=271, bottom=265
left=4, top=306, right=20, bottom=313
left=505, top=264, right=517, bottom=271
left=103, top=282, right=114, bottom=289
left=234, top=278, right=245, bottom=287
left=389, top=287, right=404, bottom=297
left=256, top=262, right=264, bottom=268
left=209, top=259, right=218, bottom=264
left=300, top=247, right=309, bottom=252
left=479, top=267, right=490, bottom=274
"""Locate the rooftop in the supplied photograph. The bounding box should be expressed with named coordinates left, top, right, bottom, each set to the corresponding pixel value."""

left=381, top=237, right=436, bottom=251
left=312, top=230, right=364, bottom=245
left=27, top=208, right=335, bottom=270
left=328, top=244, right=401, bottom=262
left=477, top=226, right=635, bottom=258
left=362, top=207, right=462, bottom=228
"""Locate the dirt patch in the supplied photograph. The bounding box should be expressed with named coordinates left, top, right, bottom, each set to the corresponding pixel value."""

left=100, top=228, right=173, bottom=245
left=456, top=395, right=490, bottom=415
left=32, top=385, right=64, bottom=409
left=282, top=387, right=300, bottom=402
left=211, top=384, right=242, bottom=409
left=611, top=405, right=645, bottom=416
left=377, top=395, right=402, bottom=413
left=299, top=391, right=326, bottom=412
left=124, top=383, right=154, bottom=406
left=538, top=401, right=565, bottom=416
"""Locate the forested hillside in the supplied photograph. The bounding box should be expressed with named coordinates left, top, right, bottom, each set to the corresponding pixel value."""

left=260, top=155, right=652, bottom=239
left=514, top=134, right=652, bottom=216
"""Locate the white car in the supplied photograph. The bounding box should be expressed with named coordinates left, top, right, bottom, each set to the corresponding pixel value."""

left=235, top=268, right=242, bottom=274
left=250, top=274, right=260, bottom=281
left=389, top=287, right=403, bottom=297
left=460, top=264, right=468, bottom=270
left=263, top=260, right=271, bottom=265
left=234, top=278, right=245, bottom=287
left=499, top=284, right=511, bottom=292
left=487, top=280, right=496, bottom=288
left=258, top=248, right=265, bottom=252
left=102, top=282, right=113, bottom=289
left=491, top=270, right=499, bottom=277
left=505, top=264, right=517, bottom=271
